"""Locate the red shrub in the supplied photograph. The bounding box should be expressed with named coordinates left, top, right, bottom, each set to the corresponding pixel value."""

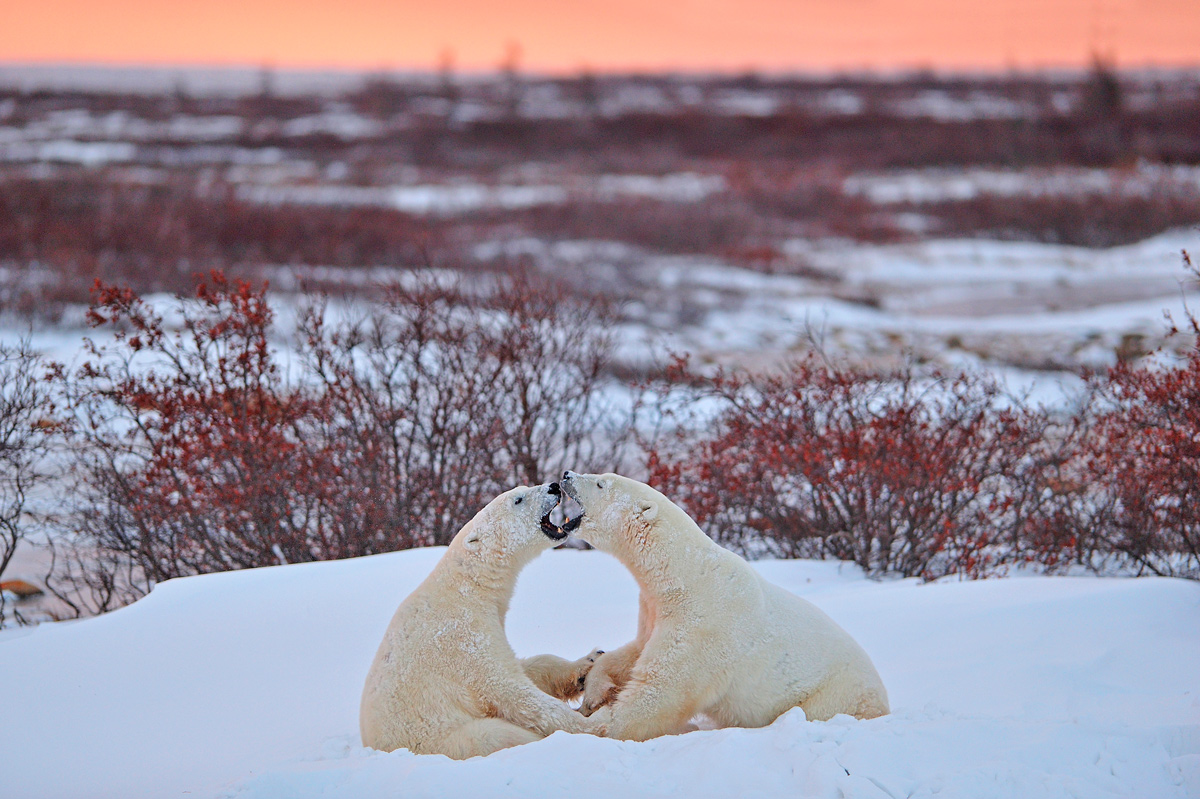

left=644, top=357, right=1053, bottom=580
left=296, top=269, right=620, bottom=547
left=52, top=268, right=621, bottom=611
left=640, top=252, right=1200, bottom=582
left=1076, top=253, right=1200, bottom=578
left=56, top=272, right=351, bottom=607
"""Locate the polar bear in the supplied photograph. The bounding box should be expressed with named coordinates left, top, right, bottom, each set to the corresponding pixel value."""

left=360, top=482, right=605, bottom=759
left=559, top=471, right=889, bottom=742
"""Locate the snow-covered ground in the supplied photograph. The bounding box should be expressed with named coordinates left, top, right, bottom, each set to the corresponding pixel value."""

left=0, top=548, right=1196, bottom=798
left=4, top=227, right=1196, bottom=415
left=478, top=228, right=1199, bottom=403
left=234, top=171, right=723, bottom=215
left=843, top=164, right=1200, bottom=204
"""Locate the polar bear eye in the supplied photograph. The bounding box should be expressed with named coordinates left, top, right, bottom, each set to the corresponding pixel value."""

left=596, top=480, right=605, bottom=489
left=514, top=496, right=524, bottom=505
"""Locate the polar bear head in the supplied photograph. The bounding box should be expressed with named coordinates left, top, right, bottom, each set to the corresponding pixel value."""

left=449, top=482, right=578, bottom=572
left=558, top=471, right=699, bottom=559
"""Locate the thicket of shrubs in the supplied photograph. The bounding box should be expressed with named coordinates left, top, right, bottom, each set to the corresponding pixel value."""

left=643, top=358, right=1052, bottom=579
left=39, top=270, right=624, bottom=614
left=642, top=345, right=1200, bottom=582
left=0, top=339, right=56, bottom=626
left=0, top=175, right=441, bottom=312
left=1, top=257, right=1198, bottom=621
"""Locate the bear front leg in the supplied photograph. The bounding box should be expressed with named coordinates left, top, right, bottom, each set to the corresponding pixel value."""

left=578, top=642, right=642, bottom=716
left=520, top=649, right=605, bottom=701
left=593, top=632, right=713, bottom=741
left=496, top=681, right=608, bottom=738
left=436, top=718, right=542, bottom=760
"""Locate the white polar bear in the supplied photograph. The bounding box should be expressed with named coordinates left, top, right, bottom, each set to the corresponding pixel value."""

left=559, top=471, right=889, bottom=742
left=360, top=482, right=605, bottom=759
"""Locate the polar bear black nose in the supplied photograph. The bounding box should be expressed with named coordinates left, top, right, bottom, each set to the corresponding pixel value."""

left=562, top=471, right=574, bottom=481
left=548, top=482, right=561, bottom=496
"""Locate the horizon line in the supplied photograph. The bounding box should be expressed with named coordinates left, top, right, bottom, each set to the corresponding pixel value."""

left=5, top=57, right=1200, bottom=80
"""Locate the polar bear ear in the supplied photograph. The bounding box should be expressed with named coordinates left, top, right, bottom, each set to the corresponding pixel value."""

left=638, top=499, right=658, bottom=521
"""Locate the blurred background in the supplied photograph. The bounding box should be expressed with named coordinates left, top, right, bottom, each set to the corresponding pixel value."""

left=4, top=0, right=1200, bottom=371
left=2, top=0, right=1199, bottom=378
left=2, top=1, right=1200, bottom=621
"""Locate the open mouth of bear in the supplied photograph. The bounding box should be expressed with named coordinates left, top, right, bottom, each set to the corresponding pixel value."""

left=541, top=490, right=583, bottom=540
left=540, top=510, right=582, bottom=540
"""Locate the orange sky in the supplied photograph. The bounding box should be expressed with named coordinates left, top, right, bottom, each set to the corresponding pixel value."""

left=3, top=0, right=1198, bottom=72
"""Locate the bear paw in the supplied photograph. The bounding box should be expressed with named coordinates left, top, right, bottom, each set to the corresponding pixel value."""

left=584, top=704, right=614, bottom=734
left=572, top=648, right=606, bottom=692
left=578, top=668, right=619, bottom=717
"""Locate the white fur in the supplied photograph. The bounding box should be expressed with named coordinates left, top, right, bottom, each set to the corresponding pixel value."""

left=561, top=472, right=889, bottom=742
left=360, top=484, right=603, bottom=759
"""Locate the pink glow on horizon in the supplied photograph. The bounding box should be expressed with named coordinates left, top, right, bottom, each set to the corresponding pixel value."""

left=3, top=0, right=1198, bottom=72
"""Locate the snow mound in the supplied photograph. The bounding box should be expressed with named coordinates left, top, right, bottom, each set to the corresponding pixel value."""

left=0, top=548, right=1197, bottom=798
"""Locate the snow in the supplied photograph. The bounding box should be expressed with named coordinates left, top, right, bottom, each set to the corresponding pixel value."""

left=596, top=229, right=1199, bottom=386
left=0, top=139, right=137, bottom=166
left=0, top=64, right=381, bottom=98
left=235, top=172, right=723, bottom=215
left=712, top=89, right=781, bottom=117
left=889, top=90, right=1031, bottom=121
left=0, top=548, right=1196, bottom=798
left=843, top=164, right=1200, bottom=204
left=819, top=89, right=865, bottom=115
left=599, top=84, right=673, bottom=117
left=0, top=110, right=246, bottom=151
left=280, top=111, right=382, bottom=140
left=594, top=172, right=726, bottom=202
left=237, top=181, right=568, bottom=214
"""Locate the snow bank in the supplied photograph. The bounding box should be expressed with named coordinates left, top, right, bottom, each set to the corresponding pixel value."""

left=0, top=549, right=1196, bottom=798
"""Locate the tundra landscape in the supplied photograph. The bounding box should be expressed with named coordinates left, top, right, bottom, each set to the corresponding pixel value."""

left=1, top=61, right=1199, bottom=798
